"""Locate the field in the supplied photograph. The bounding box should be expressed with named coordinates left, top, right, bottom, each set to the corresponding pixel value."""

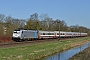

left=0, top=37, right=90, bottom=60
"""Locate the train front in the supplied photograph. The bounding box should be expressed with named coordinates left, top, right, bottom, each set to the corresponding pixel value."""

left=12, top=29, right=21, bottom=41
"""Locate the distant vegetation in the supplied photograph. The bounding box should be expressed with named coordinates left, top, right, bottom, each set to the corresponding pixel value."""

left=0, top=13, right=90, bottom=37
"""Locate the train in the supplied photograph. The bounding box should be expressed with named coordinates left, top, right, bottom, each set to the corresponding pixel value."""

left=12, top=29, right=88, bottom=42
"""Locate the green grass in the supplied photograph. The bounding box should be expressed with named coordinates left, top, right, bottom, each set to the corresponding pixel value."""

left=0, top=37, right=90, bottom=60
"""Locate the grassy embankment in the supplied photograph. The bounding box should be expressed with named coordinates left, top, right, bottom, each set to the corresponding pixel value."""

left=69, top=45, right=90, bottom=60
left=0, top=37, right=90, bottom=60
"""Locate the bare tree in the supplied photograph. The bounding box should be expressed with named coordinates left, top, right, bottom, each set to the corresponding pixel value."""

left=0, top=14, right=5, bottom=22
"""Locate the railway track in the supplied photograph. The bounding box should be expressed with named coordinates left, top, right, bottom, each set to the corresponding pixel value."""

left=0, top=38, right=58, bottom=48
left=0, top=37, right=85, bottom=49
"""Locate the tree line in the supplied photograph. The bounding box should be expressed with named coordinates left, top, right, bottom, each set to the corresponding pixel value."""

left=0, top=13, right=90, bottom=36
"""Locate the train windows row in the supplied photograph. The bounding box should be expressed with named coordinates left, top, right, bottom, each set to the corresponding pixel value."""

left=40, top=33, right=54, bottom=35
left=41, top=33, right=66, bottom=35
left=40, top=33, right=73, bottom=35
left=66, top=34, right=72, bottom=35
left=57, top=33, right=65, bottom=35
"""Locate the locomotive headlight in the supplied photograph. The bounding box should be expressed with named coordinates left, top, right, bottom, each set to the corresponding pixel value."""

left=13, top=33, right=20, bottom=37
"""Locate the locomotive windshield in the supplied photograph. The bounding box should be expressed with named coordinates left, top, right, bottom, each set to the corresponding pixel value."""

left=13, top=30, right=20, bottom=34
left=13, top=31, right=20, bottom=33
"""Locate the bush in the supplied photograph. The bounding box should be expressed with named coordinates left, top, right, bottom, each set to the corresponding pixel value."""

left=0, top=36, right=13, bottom=43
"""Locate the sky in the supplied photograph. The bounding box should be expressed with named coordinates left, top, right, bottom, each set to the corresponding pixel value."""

left=0, top=0, right=90, bottom=28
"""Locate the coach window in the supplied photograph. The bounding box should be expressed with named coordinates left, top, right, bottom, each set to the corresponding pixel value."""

left=46, top=33, right=48, bottom=35
left=48, top=33, right=50, bottom=35
left=63, top=33, right=65, bottom=35
left=57, top=33, right=61, bottom=35
left=50, top=33, right=54, bottom=35
left=51, top=33, right=54, bottom=35
left=60, top=33, right=62, bottom=35
left=43, top=33, right=45, bottom=35
left=57, top=33, right=59, bottom=35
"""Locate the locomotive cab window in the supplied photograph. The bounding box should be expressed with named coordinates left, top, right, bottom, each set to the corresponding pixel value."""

left=22, top=31, right=23, bottom=33
left=14, top=31, right=17, bottom=33
left=14, top=31, right=20, bottom=34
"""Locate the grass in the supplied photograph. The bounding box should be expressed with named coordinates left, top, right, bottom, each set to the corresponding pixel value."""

left=0, top=37, right=90, bottom=60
